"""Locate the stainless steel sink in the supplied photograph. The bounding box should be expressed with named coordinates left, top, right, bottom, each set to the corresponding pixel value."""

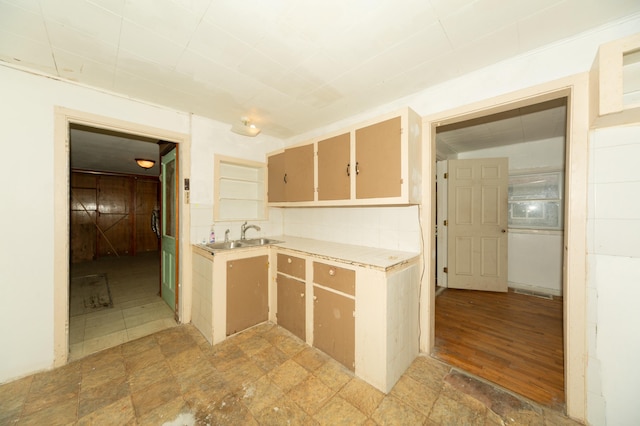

left=204, top=238, right=283, bottom=250
left=205, top=240, right=247, bottom=250
left=243, top=238, right=283, bottom=246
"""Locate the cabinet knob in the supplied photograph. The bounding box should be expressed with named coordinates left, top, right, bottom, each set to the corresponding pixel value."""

left=229, top=263, right=233, bottom=268
left=329, top=268, right=336, bottom=276
left=313, top=296, right=318, bottom=301
left=300, top=293, right=304, bottom=298
left=287, top=258, right=292, bottom=264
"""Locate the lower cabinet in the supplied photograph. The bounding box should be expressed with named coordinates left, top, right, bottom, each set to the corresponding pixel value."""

left=191, top=246, right=270, bottom=345
left=193, top=244, right=420, bottom=394
left=312, top=261, right=356, bottom=371
left=276, top=253, right=306, bottom=340
left=226, top=255, right=269, bottom=336
left=313, top=285, right=355, bottom=371
left=277, top=275, right=306, bottom=340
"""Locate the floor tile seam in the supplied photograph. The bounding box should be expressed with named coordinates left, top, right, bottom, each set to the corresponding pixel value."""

left=77, top=394, right=136, bottom=424
left=83, top=319, right=128, bottom=334
left=391, top=383, right=438, bottom=420
left=124, top=315, right=173, bottom=331
left=286, top=373, right=340, bottom=417
left=20, top=387, right=81, bottom=422
left=12, top=380, right=34, bottom=425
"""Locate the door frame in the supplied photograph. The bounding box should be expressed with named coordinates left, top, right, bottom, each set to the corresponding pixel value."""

left=52, top=107, right=192, bottom=367
left=420, top=73, right=589, bottom=422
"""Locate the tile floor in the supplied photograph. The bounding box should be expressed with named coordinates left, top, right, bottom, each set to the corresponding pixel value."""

left=1, top=322, right=583, bottom=425
left=69, top=253, right=176, bottom=361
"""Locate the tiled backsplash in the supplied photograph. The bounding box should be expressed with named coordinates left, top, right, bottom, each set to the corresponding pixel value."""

left=191, top=203, right=421, bottom=252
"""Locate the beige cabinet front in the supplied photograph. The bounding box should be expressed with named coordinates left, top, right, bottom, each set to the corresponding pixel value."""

left=355, top=116, right=402, bottom=199
left=276, top=253, right=306, bottom=340
left=267, top=107, right=421, bottom=207
left=313, top=285, right=355, bottom=371
left=226, top=255, right=269, bottom=336
left=267, top=145, right=314, bottom=202
left=313, top=261, right=356, bottom=371
left=277, top=275, right=306, bottom=341
left=317, top=132, right=351, bottom=201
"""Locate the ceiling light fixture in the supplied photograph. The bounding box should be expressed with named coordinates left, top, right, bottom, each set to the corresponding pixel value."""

left=135, top=158, right=155, bottom=169
left=230, top=116, right=261, bottom=137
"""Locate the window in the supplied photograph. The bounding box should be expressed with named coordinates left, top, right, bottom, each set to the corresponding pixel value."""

left=508, top=171, right=563, bottom=230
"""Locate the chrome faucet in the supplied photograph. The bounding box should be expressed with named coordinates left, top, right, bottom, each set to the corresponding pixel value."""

left=240, top=221, right=261, bottom=240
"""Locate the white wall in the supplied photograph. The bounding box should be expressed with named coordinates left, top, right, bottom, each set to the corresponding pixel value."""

left=457, top=137, right=565, bottom=295
left=283, top=206, right=421, bottom=252
left=456, top=137, right=565, bottom=170
left=0, top=64, right=284, bottom=384
left=587, top=125, right=640, bottom=426
left=188, top=114, right=284, bottom=244
left=0, top=64, right=190, bottom=383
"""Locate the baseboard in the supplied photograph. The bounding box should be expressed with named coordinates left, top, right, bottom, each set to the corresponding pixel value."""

left=508, top=282, right=561, bottom=298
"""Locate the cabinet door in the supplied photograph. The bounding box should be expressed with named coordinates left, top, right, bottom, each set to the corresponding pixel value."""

left=355, top=116, right=402, bottom=199
left=226, top=255, right=269, bottom=336
left=277, top=274, right=306, bottom=341
left=318, top=133, right=351, bottom=201
left=285, top=144, right=315, bottom=202
left=313, top=286, right=355, bottom=371
left=267, top=152, right=286, bottom=202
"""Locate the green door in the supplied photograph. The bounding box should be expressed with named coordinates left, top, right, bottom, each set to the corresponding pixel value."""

left=161, top=148, right=178, bottom=313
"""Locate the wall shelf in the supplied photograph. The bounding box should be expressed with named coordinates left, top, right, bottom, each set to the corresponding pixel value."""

left=214, top=155, right=267, bottom=221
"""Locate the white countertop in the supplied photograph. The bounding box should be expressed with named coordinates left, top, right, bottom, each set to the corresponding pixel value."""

left=195, top=235, right=420, bottom=271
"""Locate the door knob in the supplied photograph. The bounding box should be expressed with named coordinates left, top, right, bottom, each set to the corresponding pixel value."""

left=501, top=229, right=506, bottom=233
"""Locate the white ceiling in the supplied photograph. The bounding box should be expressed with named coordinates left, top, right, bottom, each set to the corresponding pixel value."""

left=2, top=1, right=636, bottom=174
left=436, top=98, right=567, bottom=157
left=2, top=0, right=639, bottom=141
left=69, top=125, right=162, bottom=176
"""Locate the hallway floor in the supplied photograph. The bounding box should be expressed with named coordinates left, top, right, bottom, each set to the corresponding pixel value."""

left=434, top=288, right=564, bottom=408
left=69, top=252, right=176, bottom=361
left=1, top=323, right=582, bottom=425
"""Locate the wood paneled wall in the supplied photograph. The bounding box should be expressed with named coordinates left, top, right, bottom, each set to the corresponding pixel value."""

left=71, top=171, right=159, bottom=263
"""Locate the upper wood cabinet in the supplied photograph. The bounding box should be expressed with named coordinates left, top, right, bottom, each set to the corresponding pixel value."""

left=267, top=107, right=421, bottom=206
left=267, top=152, right=286, bottom=202
left=355, top=117, right=402, bottom=199
left=317, top=133, right=351, bottom=201
left=267, top=144, right=314, bottom=202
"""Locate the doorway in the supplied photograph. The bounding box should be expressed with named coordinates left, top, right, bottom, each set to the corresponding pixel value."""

left=67, top=126, right=179, bottom=360
left=420, top=75, right=590, bottom=422
left=53, top=107, right=192, bottom=368
left=433, top=99, right=567, bottom=406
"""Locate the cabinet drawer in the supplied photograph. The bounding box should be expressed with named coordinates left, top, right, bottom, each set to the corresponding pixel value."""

left=277, top=253, right=305, bottom=280
left=313, top=262, right=355, bottom=296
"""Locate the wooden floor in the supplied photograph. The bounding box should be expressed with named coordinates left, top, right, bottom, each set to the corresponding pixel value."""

left=433, top=288, right=564, bottom=408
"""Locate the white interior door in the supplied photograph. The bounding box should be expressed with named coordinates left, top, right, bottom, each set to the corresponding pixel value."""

left=447, top=158, right=508, bottom=292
